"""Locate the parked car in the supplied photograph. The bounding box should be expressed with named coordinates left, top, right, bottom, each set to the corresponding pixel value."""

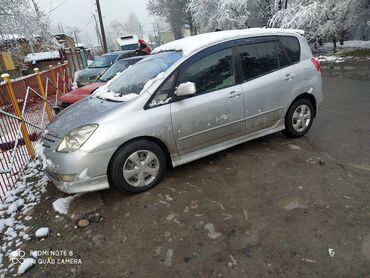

left=43, top=28, right=322, bottom=194
left=55, top=56, right=144, bottom=112
left=76, top=51, right=130, bottom=87
left=115, top=51, right=138, bottom=60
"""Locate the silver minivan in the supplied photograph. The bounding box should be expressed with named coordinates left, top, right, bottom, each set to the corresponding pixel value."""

left=42, top=29, right=323, bottom=194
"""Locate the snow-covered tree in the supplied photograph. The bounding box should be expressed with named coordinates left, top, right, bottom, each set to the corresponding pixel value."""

left=189, top=0, right=250, bottom=32
left=0, top=0, right=58, bottom=65
left=269, top=0, right=326, bottom=42
left=147, top=0, right=190, bottom=39
left=269, top=0, right=368, bottom=49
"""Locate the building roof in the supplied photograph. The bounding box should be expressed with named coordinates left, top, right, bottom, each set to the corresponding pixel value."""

left=24, top=51, right=60, bottom=63
left=153, top=28, right=304, bottom=56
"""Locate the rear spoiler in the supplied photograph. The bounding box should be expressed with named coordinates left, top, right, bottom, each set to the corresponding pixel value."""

left=276, top=28, right=305, bottom=35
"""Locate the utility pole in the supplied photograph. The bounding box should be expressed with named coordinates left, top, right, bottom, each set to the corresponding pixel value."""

left=96, top=0, right=108, bottom=53
left=74, top=30, right=79, bottom=46
left=139, top=23, right=143, bottom=39
left=94, top=14, right=103, bottom=48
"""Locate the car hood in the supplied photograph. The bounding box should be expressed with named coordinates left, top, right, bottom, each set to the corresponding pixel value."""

left=61, top=83, right=106, bottom=103
left=78, top=67, right=107, bottom=79
left=47, top=97, right=123, bottom=137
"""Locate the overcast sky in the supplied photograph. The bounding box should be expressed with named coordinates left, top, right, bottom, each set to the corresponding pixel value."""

left=37, top=0, right=156, bottom=45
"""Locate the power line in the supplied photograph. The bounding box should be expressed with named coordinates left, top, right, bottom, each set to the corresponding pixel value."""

left=48, top=0, right=70, bottom=14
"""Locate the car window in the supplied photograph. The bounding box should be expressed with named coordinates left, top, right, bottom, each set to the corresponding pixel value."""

left=117, top=52, right=136, bottom=60
left=121, top=44, right=138, bottom=51
left=178, top=48, right=235, bottom=95
left=238, top=42, right=279, bottom=81
left=108, top=51, right=182, bottom=96
left=99, top=59, right=139, bottom=82
left=275, top=41, right=290, bottom=68
left=149, top=73, right=176, bottom=107
left=279, top=36, right=301, bottom=63
left=90, top=55, right=116, bottom=68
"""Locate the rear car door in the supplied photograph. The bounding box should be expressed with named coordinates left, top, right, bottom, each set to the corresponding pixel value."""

left=236, top=37, right=297, bottom=134
left=171, top=44, right=245, bottom=156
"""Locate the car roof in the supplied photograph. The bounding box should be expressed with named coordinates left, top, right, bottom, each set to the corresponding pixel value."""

left=153, top=28, right=304, bottom=57
left=115, top=56, right=145, bottom=62
left=102, top=51, right=130, bottom=57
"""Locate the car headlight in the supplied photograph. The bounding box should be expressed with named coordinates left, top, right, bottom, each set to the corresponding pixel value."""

left=56, top=124, right=98, bottom=153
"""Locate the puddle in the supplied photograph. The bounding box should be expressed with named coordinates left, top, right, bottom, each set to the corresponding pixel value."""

left=277, top=196, right=306, bottom=211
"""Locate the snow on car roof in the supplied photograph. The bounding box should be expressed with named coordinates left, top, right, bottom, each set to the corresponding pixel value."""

left=153, top=28, right=304, bottom=56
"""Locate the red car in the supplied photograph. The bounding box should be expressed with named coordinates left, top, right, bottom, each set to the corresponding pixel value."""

left=56, top=56, right=144, bottom=112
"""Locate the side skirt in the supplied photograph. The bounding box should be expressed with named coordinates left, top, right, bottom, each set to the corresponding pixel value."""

left=171, top=119, right=285, bottom=167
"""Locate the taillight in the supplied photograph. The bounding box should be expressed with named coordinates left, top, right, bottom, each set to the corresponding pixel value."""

left=311, top=57, right=321, bottom=72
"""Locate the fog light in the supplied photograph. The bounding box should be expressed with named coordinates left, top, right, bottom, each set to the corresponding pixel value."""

left=60, top=174, right=76, bottom=182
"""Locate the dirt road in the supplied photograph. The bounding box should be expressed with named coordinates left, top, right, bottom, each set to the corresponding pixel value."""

left=6, top=71, right=370, bottom=277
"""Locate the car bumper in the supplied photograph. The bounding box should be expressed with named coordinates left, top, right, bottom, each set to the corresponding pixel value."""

left=42, top=133, right=116, bottom=194
left=45, top=170, right=109, bottom=194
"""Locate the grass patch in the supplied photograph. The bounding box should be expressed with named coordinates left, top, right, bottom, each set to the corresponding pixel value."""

left=338, top=49, right=370, bottom=57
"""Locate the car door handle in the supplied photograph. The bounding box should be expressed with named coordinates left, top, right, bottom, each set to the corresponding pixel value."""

left=284, top=73, right=295, bottom=80
left=227, top=91, right=242, bottom=98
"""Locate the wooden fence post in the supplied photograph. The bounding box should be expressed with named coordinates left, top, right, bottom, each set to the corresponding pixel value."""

left=34, top=68, right=53, bottom=122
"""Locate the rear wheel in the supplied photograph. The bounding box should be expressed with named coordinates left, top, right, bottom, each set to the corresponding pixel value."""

left=109, top=140, right=167, bottom=193
left=283, top=98, right=314, bottom=138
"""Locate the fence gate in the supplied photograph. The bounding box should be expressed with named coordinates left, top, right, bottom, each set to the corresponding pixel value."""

left=0, top=63, right=72, bottom=201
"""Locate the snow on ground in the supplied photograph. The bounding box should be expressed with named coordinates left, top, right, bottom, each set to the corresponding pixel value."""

left=17, top=258, right=35, bottom=274
left=0, top=143, right=49, bottom=274
left=52, top=195, right=79, bottom=215
left=72, top=70, right=82, bottom=89
left=34, top=227, right=49, bottom=238
left=317, top=55, right=345, bottom=63
left=317, top=54, right=370, bottom=64
left=317, top=40, right=370, bottom=63
left=323, top=40, right=370, bottom=50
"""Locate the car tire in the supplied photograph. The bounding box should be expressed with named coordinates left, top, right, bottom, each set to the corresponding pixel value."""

left=108, top=140, right=167, bottom=193
left=283, top=98, right=314, bottom=138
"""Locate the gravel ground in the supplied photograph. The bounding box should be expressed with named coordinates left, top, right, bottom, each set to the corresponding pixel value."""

left=1, top=69, right=370, bottom=277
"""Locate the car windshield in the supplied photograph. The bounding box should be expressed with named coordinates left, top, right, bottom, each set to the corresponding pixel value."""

left=121, top=44, right=138, bottom=51
left=108, top=51, right=182, bottom=96
left=99, top=59, right=140, bottom=82
left=89, top=55, right=117, bottom=68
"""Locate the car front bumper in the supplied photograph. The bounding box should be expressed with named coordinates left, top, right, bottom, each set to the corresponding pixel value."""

left=45, top=170, right=109, bottom=194
left=42, top=133, right=115, bottom=194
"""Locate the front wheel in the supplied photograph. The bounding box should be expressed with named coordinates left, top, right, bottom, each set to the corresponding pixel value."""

left=108, top=140, right=167, bottom=193
left=283, top=98, right=314, bottom=138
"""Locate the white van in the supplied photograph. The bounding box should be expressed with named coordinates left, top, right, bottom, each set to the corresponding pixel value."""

left=116, top=35, right=139, bottom=51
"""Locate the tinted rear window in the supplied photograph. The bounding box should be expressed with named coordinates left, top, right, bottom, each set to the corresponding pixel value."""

left=279, top=36, right=301, bottom=63
left=238, top=42, right=279, bottom=81
left=275, top=41, right=290, bottom=68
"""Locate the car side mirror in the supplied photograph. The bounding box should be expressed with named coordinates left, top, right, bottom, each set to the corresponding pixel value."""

left=174, top=82, right=196, bottom=97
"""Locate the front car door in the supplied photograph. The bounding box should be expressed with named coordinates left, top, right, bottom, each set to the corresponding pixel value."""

left=170, top=44, right=245, bottom=156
